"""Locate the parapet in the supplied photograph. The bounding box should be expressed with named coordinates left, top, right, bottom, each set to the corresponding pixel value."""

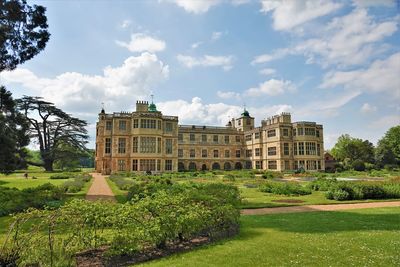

left=136, top=100, right=149, bottom=112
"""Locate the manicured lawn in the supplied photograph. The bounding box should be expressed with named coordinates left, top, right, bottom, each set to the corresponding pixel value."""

left=138, top=207, right=400, bottom=267
left=0, top=168, right=67, bottom=189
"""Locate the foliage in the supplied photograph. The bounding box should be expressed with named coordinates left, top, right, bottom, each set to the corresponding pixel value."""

left=331, top=134, right=375, bottom=168
left=259, top=181, right=311, bottom=196
left=351, top=159, right=366, bottom=171
left=0, top=183, right=240, bottom=266
left=308, top=178, right=338, bottom=191
left=261, top=171, right=282, bottom=179
left=0, top=87, right=29, bottom=174
left=60, top=173, right=91, bottom=193
left=0, top=0, right=50, bottom=72
left=0, top=183, right=63, bottom=216
left=49, top=173, right=70, bottom=180
left=17, top=96, right=89, bottom=171
left=375, top=125, right=400, bottom=167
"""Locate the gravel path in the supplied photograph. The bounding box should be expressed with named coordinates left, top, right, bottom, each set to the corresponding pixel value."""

left=86, top=173, right=116, bottom=202
left=241, top=201, right=400, bottom=215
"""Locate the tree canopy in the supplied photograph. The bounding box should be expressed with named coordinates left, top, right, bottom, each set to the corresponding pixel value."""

left=0, top=86, right=29, bottom=173
left=0, top=0, right=50, bottom=71
left=375, top=125, right=400, bottom=167
left=331, top=134, right=375, bottom=167
left=17, top=96, right=89, bottom=171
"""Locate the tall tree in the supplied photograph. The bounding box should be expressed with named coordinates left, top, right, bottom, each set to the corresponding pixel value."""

left=375, top=126, right=400, bottom=167
left=331, top=134, right=375, bottom=167
left=0, top=86, right=29, bottom=173
left=17, top=96, right=88, bottom=171
left=0, top=0, right=50, bottom=71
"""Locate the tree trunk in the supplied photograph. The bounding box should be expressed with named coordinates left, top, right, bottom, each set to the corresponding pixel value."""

left=44, top=159, right=54, bottom=171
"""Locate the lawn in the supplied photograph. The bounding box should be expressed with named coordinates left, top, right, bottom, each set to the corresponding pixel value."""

left=138, top=207, right=400, bottom=267
left=0, top=167, right=67, bottom=189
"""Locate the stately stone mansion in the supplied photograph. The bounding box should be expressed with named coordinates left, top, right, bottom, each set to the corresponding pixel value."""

left=95, top=100, right=324, bottom=174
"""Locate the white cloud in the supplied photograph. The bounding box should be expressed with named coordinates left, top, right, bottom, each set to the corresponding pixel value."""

left=245, top=79, right=296, bottom=97
left=158, top=97, right=291, bottom=126
left=369, top=115, right=400, bottom=129
left=177, top=54, right=234, bottom=70
left=116, top=33, right=166, bottom=53
left=211, top=31, right=222, bottom=41
left=119, top=19, right=131, bottom=29
left=321, top=52, right=400, bottom=100
left=1, top=53, right=169, bottom=117
left=251, top=48, right=289, bottom=64
left=191, top=42, right=202, bottom=49
left=294, top=8, right=398, bottom=67
left=217, top=90, right=241, bottom=100
left=259, top=68, right=276, bottom=76
left=360, top=103, right=377, bottom=113
left=163, top=0, right=222, bottom=14
left=260, top=0, right=342, bottom=31
left=352, top=0, right=395, bottom=7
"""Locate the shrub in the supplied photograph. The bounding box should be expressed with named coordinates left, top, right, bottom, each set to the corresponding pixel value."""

left=50, top=173, right=70, bottom=179
left=351, top=160, right=366, bottom=171
left=61, top=173, right=92, bottom=193
left=308, top=178, right=337, bottom=191
left=327, top=189, right=350, bottom=201
left=259, top=181, right=311, bottom=196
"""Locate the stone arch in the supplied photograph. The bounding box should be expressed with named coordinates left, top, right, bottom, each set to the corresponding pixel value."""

left=212, top=162, right=221, bottom=170
left=201, top=164, right=207, bottom=171
left=188, top=162, right=197, bottom=171
left=178, top=162, right=185, bottom=171
left=224, top=162, right=232, bottom=170
left=235, top=162, right=243, bottom=170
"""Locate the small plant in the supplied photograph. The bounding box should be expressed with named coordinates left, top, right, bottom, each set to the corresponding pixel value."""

left=259, top=181, right=311, bottom=196
left=50, top=173, right=70, bottom=179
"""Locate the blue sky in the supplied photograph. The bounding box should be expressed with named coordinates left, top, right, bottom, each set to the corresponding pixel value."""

left=1, top=0, right=399, bottom=149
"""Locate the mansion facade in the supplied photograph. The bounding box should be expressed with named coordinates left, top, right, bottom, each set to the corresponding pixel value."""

left=95, top=100, right=324, bottom=174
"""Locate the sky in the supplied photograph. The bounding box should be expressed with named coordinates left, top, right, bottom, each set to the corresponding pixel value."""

left=1, top=0, right=399, bottom=149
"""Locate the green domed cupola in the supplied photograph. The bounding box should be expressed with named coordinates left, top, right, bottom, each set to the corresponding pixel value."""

left=241, top=108, right=250, bottom=117
left=148, top=94, right=157, bottom=112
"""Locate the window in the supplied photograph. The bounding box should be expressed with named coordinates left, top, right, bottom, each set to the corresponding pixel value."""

left=268, top=160, right=277, bottom=170
left=165, top=139, right=173, bottom=154
left=255, top=148, right=261, bottom=157
left=140, top=159, right=156, bottom=171
left=298, top=127, right=304, bottom=136
left=165, top=122, right=173, bottom=132
left=246, top=118, right=251, bottom=125
left=317, top=144, right=321, bottom=156
left=190, top=133, right=195, bottom=141
left=106, top=121, right=112, bottom=130
left=213, top=135, right=218, bottom=143
left=256, top=161, right=262, bottom=169
left=293, top=129, right=297, bottom=136
left=235, top=135, right=241, bottom=142
left=284, top=161, right=290, bottom=170
left=132, top=137, right=138, bottom=153
left=225, top=150, right=230, bottom=158
left=118, top=138, right=126, bottom=154
left=178, top=133, right=183, bottom=141
left=132, top=159, right=138, bottom=171
left=158, top=121, right=161, bottom=130
left=284, top=143, right=289, bottom=156
left=245, top=134, right=252, bottom=141
left=254, top=132, right=260, bottom=139
left=140, top=119, right=156, bottom=129
left=268, top=147, right=276, bottom=156
left=202, top=134, right=207, bottom=142
left=294, top=142, right=297, bottom=155
left=165, top=160, right=172, bottom=171
left=267, top=129, right=276, bottom=137
left=119, top=120, right=127, bottom=131
left=133, top=119, right=139, bottom=128
left=305, top=142, right=316, bottom=155
left=178, top=149, right=183, bottom=158
left=213, top=149, right=219, bottom=158
left=202, top=149, right=207, bottom=158
left=246, top=149, right=252, bottom=157
left=157, top=138, right=161, bottom=153
left=118, top=160, right=126, bottom=171
left=190, top=149, right=195, bottom=158
left=236, top=149, right=241, bottom=158
left=224, top=135, right=229, bottom=144
left=283, top=128, right=289, bottom=137
left=299, top=142, right=304, bottom=155
left=316, top=130, right=320, bottom=138
left=140, top=137, right=156, bottom=153
left=305, top=128, right=315, bottom=136
left=105, top=138, right=111, bottom=154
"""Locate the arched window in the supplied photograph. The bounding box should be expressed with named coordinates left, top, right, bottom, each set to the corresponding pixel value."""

left=188, top=162, right=197, bottom=171
left=201, top=164, right=207, bottom=171
left=212, top=162, right=221, bottom=170
left=178, top=162, right=185, bottom=171
left=235, top=162, right=243, bottom=170
left=224, top=162, right=232, bottom=170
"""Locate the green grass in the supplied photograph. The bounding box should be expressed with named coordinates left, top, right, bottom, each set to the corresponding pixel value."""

left=137, top=207, right=400, bottom=267
left=106, top=177, right=128, bottom=203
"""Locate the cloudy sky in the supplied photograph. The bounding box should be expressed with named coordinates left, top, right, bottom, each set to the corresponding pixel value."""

left=1, top=0, right=399, bottom=149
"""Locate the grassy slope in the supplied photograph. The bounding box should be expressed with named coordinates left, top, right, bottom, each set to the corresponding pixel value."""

left=138, top=207, right=400, bottom=267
